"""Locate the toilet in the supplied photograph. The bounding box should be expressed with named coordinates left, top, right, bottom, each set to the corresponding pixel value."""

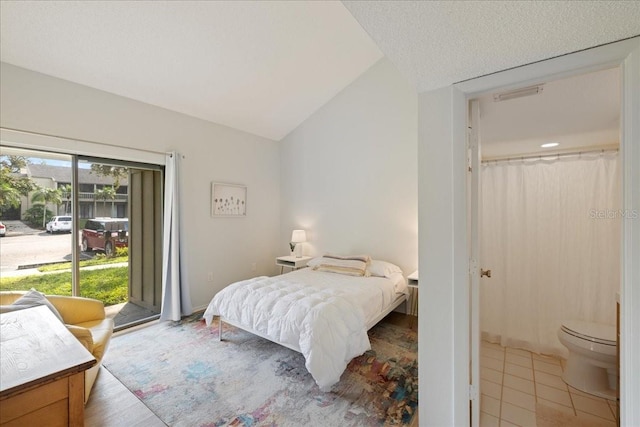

left=558, top=320, right=617, bottom=400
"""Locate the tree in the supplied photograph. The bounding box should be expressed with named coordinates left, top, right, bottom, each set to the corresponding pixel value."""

left=0, top=156, right=35, bottom=214
left=90, top=164, right=127, bottom=190
left=58, top=183, right=72, bottom=214
left=22, top=205, right=53, bottom=228
left=95, top=186, right=116, bottom=216
left=31, top=186, right=63, bottom=227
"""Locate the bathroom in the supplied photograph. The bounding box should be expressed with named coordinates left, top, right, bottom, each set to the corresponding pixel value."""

left=477, top=67, right=621, bottom=426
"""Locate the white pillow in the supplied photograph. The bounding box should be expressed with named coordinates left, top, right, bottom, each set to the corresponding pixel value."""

left=367, top=259, right=403, bottom=278
left=306, top=257, right=324, bottom=268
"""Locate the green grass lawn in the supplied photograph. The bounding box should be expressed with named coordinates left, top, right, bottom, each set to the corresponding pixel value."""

left=37, top=255, right=128, bottom=272
left=0, top=267, right=128, bottom=306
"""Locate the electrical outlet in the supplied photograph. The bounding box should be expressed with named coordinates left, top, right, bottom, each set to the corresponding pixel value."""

left=251, top=263, right=257, bottom=272
left=207, top=272, right=214, bottom=282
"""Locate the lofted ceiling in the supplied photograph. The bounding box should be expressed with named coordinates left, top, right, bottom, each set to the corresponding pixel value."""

left=0, top=1, right=383, bottom=141
left=1, top=1, right=639, bottom=145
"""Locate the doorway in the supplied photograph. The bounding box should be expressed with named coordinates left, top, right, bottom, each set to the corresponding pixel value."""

left=416, top=36, right=638, bottom=427
left=453, top=38, right=640, bottom=427
left=472, top=68, right=622, bottom=426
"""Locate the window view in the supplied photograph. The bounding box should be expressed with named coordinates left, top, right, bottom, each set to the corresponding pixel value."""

left=0, top=148, right=74, bottom=294
left=0, top=147, right=163, bottom=330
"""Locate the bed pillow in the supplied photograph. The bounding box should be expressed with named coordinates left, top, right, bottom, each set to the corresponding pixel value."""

left=5, top=288, right=65, bottom=323
left=311, top=254, right=370, bottom=277
left=307, top=254, right=371, bottom=268
left=323, top=253, right=371, bottom=264
left=306, top=257, right=324, bottom=268
left=367, top=259, right=403, bottom=278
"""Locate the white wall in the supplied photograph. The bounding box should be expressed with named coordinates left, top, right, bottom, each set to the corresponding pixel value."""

left=0, top=62, right=281, bottom=309
left=279, top=58, right=417, bottom=274
left=418, top=86, right=469, bottom=426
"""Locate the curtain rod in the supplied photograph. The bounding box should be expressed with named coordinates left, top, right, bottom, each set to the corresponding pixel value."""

left=1, top=126, right=170, bottom=156
left=482, top=148, right=619, bottom=164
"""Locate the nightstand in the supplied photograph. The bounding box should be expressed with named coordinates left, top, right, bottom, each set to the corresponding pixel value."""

left=407, top=270, right=418, bottom=316
left=276, top=255, right=312, bottom=274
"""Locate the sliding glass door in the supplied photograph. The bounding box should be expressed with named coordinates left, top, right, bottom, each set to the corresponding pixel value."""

left=0, top=146, right=164, bottom=330
left=0, top=147, right=74, bottom=294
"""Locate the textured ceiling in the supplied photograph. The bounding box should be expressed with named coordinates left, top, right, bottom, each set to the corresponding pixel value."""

left=1, top=1, right=639, bottom=144
left=479, top=67, right=620, bottom=159
left=0, top=1, right=383, bottom=141
left=343, top=1, right=640, bottom=92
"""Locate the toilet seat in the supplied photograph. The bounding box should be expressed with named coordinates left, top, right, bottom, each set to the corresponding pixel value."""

left=561, top=320, right=616, bottom=346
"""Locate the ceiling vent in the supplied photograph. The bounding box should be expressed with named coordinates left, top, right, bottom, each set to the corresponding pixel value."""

left=493, top=84, right=544, bottom=102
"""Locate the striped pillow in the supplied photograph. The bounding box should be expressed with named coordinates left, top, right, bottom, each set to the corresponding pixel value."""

left=323, top=253, right=371, bottom=264
left=313, top=254, right=371, bottom=277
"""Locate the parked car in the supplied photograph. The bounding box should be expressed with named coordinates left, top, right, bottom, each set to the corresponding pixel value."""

left=81, top=218, right=128, bottom=256
left=0, top=222, right=5, bottom=237
left=46, top=216, right=73, bottom=233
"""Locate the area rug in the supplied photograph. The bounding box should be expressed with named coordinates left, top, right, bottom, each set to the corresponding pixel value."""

left=103, top=313, right=418, bottom=427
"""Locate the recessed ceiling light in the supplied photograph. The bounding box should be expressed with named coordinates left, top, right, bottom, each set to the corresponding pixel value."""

left=541, top=142, right=559, bottom=148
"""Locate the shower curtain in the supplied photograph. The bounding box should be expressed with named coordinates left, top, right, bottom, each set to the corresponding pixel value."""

left=480, top=152, right=620, bottom=357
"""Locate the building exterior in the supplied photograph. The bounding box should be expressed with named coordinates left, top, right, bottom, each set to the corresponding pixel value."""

left=20, top=163, right=128, bottom=220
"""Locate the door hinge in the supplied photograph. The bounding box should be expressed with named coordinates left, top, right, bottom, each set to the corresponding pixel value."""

left=469, top=259, right=478, bottom=277
left=466, top=128, right=473, bottom=172
left=469, top=384, right=479, bottom=401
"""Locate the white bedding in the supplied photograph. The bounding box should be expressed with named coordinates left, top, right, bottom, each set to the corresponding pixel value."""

left=203, top=268, right=407, bottom=391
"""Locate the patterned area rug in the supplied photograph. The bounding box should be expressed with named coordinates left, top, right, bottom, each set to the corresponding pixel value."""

left=103, top=313, right=418, bottom=427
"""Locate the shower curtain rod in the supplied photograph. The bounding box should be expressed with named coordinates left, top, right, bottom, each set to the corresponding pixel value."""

left=482, top=148, right=619, bottom=164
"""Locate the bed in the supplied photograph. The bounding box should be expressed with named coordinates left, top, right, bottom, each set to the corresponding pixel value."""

left=203, top=255, right=408, bottom=391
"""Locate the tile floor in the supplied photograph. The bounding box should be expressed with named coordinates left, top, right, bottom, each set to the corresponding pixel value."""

left=480, top=340, right=618, bottom=427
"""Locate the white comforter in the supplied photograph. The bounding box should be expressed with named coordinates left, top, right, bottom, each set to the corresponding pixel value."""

left=203, top=268, right=406, bottom=391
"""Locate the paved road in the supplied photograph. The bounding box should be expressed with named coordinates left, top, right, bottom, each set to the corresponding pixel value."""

left=0, top=232, right=76, bottom=273
left=0, top=221, right=90, bottom=275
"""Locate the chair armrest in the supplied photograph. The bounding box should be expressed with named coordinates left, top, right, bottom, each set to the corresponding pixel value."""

left=66, top=324, right=95, bottom=353
left=47, top=295, right=106, bottom=325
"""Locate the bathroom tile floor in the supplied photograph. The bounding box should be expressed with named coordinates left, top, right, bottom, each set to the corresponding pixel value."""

left=480, top=340, right=618, bottom=427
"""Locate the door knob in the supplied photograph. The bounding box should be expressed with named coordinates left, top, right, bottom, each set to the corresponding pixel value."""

left=480, top=269, right=492, bottom=278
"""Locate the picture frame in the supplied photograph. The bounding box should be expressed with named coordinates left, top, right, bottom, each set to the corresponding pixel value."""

left=211, top=182, right=247, bottom=217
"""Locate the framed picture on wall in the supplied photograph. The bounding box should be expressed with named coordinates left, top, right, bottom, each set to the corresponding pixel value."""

left=211, top=182, right=247, bottom=217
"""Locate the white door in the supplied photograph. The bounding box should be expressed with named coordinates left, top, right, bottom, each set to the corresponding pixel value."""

left=468, top=99, right=481, bottom=427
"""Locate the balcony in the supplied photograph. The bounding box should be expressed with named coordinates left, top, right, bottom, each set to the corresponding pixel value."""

left=61, top=192, right=128, bottom=202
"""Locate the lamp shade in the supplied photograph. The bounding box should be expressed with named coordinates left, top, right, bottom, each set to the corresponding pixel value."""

left=291, top=229, right=306, bottom=243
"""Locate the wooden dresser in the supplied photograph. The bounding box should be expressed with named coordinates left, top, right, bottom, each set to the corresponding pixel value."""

left=0, top=305, right=96, bottom=426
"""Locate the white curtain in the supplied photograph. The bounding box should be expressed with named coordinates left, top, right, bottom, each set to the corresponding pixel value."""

left=160, top=152, right=193, bottom=321
left=480, top=152, right=620, bottom=357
